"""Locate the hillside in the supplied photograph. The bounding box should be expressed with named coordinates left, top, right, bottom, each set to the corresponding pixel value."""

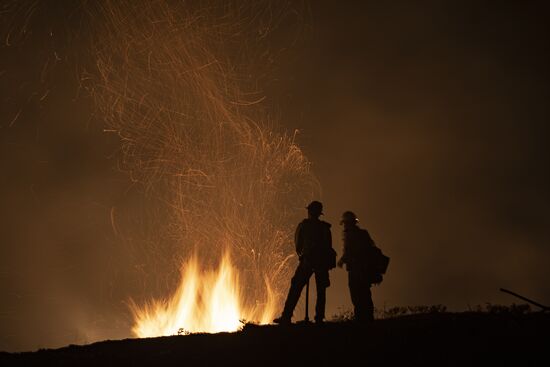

left=1, top=312, right=548, bottom=366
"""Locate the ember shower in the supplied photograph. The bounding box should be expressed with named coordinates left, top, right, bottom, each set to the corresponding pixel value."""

left=83, top=1, right=317, bottom=335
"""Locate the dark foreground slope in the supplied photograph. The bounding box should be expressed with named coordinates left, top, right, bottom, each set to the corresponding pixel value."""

left=1, top=312, right=548, bottom=366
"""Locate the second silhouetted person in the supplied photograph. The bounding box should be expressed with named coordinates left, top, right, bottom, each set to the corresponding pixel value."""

left=337, top=211, right=387, bottom=323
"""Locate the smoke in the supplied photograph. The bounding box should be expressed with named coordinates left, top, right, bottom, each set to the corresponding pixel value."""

left=278, top=0, right=550, bottom=312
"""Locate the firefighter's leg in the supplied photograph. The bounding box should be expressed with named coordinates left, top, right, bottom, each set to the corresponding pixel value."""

left=355, top=278, right=373, bottom=323
left=364, top=284, right=374, bottom=322
left=281, top=261, right=312, bottom=319
left=314, top=270, right=330, bottom=322
left=348, top=271, right=364, bottom=320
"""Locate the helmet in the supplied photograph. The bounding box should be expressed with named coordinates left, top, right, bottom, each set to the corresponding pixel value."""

left=306, top=200, right=323, bottom=215
left=340, top=211, right=358, bottom=224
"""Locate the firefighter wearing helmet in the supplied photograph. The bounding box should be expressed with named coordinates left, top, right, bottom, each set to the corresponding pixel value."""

left=337, top=210, right=378, bottom=323
left=274, top=201, right=335, bottom=324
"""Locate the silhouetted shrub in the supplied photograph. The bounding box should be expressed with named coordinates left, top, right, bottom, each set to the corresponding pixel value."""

left=483, top=303, right=531, bottom=314
left=330, top=308, right=354, bottom=322
left=332, top=303, right=532, bottom=322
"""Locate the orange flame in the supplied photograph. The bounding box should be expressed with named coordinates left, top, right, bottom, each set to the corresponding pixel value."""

left=131, top=252, right=277, bottom=337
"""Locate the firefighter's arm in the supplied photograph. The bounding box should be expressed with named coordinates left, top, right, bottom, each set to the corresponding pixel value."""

left=337, top=241, right=347, bottom=268
left=326, top=225, right=333, bottom=249
left=337, top=248, right=347, bottom=268
left=294, top=222, right=304, bottom=256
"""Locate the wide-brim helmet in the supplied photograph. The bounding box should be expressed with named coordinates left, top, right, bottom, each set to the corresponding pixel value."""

left=340, top=211, right=358, bottom=224
left=306, top=200, right=323, bottom=215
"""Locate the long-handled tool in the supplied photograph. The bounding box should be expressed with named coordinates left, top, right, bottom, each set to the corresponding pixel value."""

left=304, top=277, right=310, bottom=322
left=500, top=288, right=549, bottom=311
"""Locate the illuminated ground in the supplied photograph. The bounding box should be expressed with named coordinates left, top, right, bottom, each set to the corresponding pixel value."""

left=1, top=312, right=548, bottom=366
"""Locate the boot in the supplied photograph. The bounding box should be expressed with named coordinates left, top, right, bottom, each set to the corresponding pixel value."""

left=273, top=315, right=291, bottom=325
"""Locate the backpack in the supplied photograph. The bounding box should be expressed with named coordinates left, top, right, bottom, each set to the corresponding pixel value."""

left=367, top=245, right=390, bottom=284
left=360, top=228, right=389, bottom=285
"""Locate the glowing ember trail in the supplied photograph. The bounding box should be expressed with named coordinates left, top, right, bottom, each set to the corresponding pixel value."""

left=83, top=1, right=317, bottom=336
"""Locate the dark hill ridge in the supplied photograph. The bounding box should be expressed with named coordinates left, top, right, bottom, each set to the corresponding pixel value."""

left=1, top=312, right=548, bottom=366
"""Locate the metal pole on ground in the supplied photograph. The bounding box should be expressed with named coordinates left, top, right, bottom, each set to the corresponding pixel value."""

left=305, top=277, right=310, bottom=322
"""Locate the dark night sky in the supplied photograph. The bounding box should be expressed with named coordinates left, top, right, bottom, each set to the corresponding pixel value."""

left=273, top=0, right=550, bottom=320
left=1, top=0, right=549, bottom=352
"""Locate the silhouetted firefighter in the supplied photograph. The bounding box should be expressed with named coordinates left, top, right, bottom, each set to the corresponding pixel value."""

left=338, top=211, right=389, bottom=323
left=274, top=201, right=336, bottom=324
